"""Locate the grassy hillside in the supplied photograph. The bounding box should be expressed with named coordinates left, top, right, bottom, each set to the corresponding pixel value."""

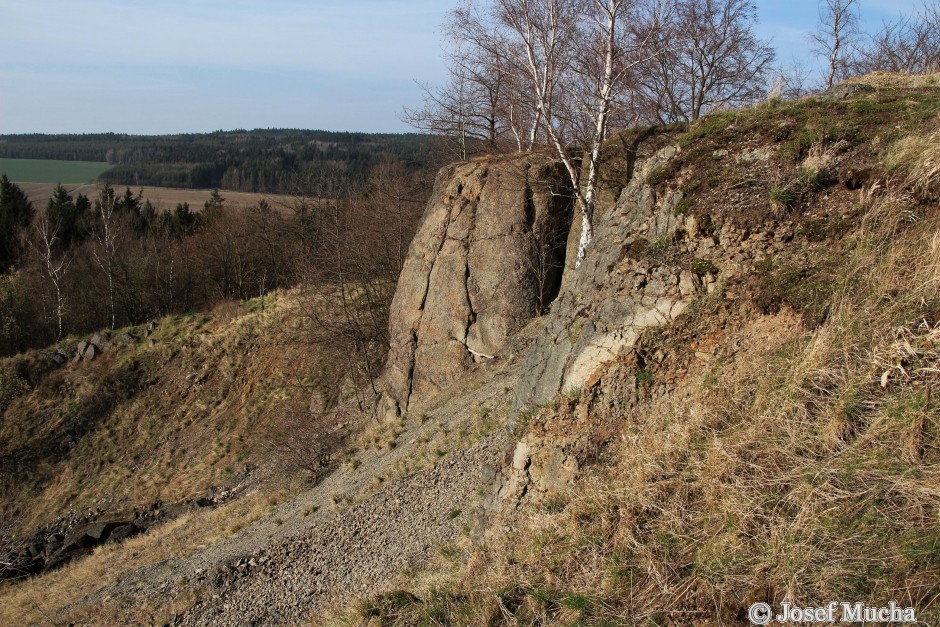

left=0, top=291, right=349, bottom=536
left=2, top=74, right=940, bottom=626
left=337, top=77, right=940, bottom=625
left=0, top=158, right=112, bottom=184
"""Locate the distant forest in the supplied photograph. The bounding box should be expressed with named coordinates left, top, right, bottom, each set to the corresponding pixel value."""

left=0, top=130, right=437, bottom=193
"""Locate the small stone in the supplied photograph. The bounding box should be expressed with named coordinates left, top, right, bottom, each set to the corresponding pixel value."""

left=511, top=442, right=530, bottom=471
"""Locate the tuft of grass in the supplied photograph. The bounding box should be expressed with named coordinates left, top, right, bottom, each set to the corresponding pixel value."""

left=691, top=258, right=718, bottom=276
left=886, top=114, right=940, bottom=200
left=768, top=185, right=795, bottom=211
left=672, top=197, right=692, bottom=216
left=562, top=386, right=582, bottom=400
left=541, top=493, right=569, bottom=514
left=797, top=215, right=847, bottom=241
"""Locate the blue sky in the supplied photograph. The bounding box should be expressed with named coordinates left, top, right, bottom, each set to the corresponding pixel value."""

left=0, top=0, right=924, bottom=135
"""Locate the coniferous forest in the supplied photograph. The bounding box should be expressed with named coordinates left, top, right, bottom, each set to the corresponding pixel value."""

left=0, top=130, right=436, bottom=193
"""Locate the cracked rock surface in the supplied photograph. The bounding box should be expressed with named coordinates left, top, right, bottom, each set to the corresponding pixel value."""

left=379, top=155, right=573, bottom=418
left=515, top=145, right=702, bottom=409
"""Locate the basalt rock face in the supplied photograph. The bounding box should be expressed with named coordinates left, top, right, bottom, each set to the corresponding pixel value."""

left=514, top=145, right=704, bottom=411
left=379, top=155, right=574, bottom=417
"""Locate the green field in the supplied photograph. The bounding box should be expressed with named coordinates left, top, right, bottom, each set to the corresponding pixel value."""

left=0, top=158, right=112, bottom=184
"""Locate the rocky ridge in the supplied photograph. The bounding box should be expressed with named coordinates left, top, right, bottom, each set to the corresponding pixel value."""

left=379, top=155, right=573, bottom=419
left=7, top=79, right=935, bottom=625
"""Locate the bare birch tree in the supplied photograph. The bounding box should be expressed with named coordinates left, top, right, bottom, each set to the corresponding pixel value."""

left=91, top=184, right=120, bottom=330
left=810, top=0, right=861, bottom=89
left=424, top=0, right=774, bottom=263
left=493, top=0, right=660, bottom=264
left=33, top=211, right=70, bottom=341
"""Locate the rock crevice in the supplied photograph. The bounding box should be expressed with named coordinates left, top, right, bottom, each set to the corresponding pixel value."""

left=514, top=145, right=701, bottom=410
left=379, top=156, right=574, bottom=417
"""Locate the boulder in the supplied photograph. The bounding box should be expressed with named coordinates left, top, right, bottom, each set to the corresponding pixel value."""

left=82, top=343, right=98, bottom=361
left=108, top=523, right=140, bottom=543
left=378, top=155, right=574, bottom=417
left=45, top=520, right=137, bottom=570
left=61, top=522, right=106, bottom=550
left=821, top=82, right=875, bottom=101
left=43, top=533, right=63, bottom=556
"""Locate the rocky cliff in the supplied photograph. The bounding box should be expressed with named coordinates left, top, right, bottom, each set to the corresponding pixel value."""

left=7, top=76, right=940, bottom=626
left=514, top=144, right=701, bottom=409
left=347, top=76, right=940, bottom=625
left=379, top=155, right=573, bottom=418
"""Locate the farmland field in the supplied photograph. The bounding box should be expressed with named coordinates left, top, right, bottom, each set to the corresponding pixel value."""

left=18, top=182, right=298, bottom=213
left=0, top=158, right=112, bottom=184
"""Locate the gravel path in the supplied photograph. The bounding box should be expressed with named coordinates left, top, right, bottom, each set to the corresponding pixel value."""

left=180, top=432, right=507, bottom=625
left=59, top=358, right=519, bottom=624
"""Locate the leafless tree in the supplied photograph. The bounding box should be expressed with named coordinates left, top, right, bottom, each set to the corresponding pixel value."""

left=295, top=162, right=426, bottom=413
left=773, top=56, right=815, bottom=100
left=258, top=409, right=349, bottom=477
left=32, top=211, right=70, bottom=341
left=810, top=0, right=861, bottom=89
left=635, top=0, right=775, bottom=123
left=404, top=5, right=522, bottom=159
left=523, top=216, right=568, bottom=314
left=90, top=184, right=121, bottom=330
left=855, top=1, right=940, bottom=75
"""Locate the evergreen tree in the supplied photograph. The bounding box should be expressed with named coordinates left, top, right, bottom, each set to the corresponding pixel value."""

left=117, top=187, right=142, bottom=214
left=46, top=185, right=89, bottom=250
left=0, top=175, right=34, bottom=271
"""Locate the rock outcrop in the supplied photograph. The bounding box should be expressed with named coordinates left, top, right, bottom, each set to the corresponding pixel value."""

left=379, top=155, right=574, bottom=417
left=514, top=145, right=704, bottom=410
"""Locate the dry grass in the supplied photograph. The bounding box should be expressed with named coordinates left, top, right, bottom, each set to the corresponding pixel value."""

left=0, top=285, right=392, bottom=622
left=0, top=486, right=281, bottom=625
left=845, top=71, right=940, bottom=89
left=886, top=112, right=940, bottom=199
left=0, top=289, right=331, bottom=534
left=338, top=131, right=940, bottom=625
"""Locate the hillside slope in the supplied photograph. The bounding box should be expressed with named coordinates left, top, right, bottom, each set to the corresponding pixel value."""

left=339, top=77, right=940, bottom=625
left=2, top=75, right=939, bottom=626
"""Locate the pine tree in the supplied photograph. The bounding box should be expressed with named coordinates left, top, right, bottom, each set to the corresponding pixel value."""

left=0, top=175, right=34, bottom=272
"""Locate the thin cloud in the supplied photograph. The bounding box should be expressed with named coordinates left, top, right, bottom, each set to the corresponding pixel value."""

left=1, top=0, right=447, bottom=79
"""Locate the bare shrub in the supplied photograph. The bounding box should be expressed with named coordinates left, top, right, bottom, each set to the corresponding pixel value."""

left=855, top=0, right=940, bottom=75
left=257, top=410, right=349, bottom=478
